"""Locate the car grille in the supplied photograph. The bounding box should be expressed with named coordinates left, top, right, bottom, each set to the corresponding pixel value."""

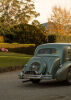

left=25, top=71, right=36, bottom=75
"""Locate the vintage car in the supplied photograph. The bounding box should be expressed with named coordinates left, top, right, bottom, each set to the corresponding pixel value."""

left=19, top=43, right=71, bottom=84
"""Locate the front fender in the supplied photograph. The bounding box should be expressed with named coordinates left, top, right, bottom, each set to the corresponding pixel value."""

left=56, top=61, right=71, bottom=81
left=25, top=57, right=46, bottom=74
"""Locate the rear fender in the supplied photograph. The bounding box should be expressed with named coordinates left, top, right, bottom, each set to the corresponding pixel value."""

left=56, top=61, right=71, bottom=81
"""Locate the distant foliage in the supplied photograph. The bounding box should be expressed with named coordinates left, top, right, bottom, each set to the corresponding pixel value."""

left=0, top=23, right=47, bottom=44
left=48, top=34, right=56, bottom=43
left=7, top=24, right=47, bottom=45
left=0, top=36, right=4, bottom=43
left=56, top=34, right=71, bottom=43
left=48, top=6, right=71, bottom=34
left=32, top=20, right=41, bottom=28
left=47, top=34, right=71, bottom=43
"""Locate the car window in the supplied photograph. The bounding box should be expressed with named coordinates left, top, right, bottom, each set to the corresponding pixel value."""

left=37, top=48, right=57, bottom=54
left=63, top=47, right=71, bottom=62
left=66, top=48, right=71, bottom=60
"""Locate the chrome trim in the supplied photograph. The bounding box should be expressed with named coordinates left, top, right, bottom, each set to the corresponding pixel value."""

left=19, top=73, right=53, bottom=80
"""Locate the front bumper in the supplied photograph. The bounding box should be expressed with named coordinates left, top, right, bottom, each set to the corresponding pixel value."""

left=19, top=71, right=53, bottom=80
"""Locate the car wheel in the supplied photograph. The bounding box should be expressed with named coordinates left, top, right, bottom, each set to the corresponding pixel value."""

left=67, top=68, right=71, bottom=84
left=30, top=79, right=40, bottom=84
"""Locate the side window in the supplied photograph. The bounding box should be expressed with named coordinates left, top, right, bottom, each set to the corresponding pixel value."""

left=66, top=50, right=70, bottom=60
left=37, top=48, right=57, bottom=54
left=67, top=48, right=71, bottom=60
left=65, top=47, right=71, bottom=61
left=63, top=47, right=71, bottom=62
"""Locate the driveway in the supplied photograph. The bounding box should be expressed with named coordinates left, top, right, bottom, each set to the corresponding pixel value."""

left=0, top=71, right=71, bottom=100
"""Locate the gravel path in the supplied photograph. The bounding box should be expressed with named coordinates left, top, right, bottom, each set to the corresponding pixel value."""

left=0, top=71, right=71, bottom=100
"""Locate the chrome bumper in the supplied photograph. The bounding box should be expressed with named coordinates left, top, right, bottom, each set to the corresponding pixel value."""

left=19, top=71, right=53, bottom=80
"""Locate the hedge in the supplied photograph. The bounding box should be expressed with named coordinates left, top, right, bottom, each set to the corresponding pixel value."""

left=0, top=43, right=36, bottom=55
left=0, top=43, right=35, bottom=48
left=48, top=34, right=71, bottom=43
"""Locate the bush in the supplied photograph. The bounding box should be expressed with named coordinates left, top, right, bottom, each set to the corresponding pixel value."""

left=56, top=34, right=71, bottom=43
left=8, top=24, right=47, bottom=45
left=0, top=36, right=4, bottom=43
left=48, top=34, right=56, bottom=43
left=47, top=34, right=71, bottom=43
left=0, top=43, right=35, bottom=48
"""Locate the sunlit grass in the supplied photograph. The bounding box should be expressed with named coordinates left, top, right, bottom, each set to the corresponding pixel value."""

left=0, top=52, right=32, bottom=68
left=0, top=43, right=35, bottom=48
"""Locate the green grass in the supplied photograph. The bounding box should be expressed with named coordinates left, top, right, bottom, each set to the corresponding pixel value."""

left=0, top=52, right=32, bottom=68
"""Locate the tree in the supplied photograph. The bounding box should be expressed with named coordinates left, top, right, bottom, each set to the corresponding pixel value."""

left=9, top=24, right=47, bottom=44
left=0, top=0, right=40, bottom=25
left=32, top=20, right=40, bottom=27
left=48, top=6, right=71, bottom=34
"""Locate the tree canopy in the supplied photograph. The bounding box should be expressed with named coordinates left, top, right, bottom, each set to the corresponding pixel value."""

left=0, top=0, right=40, bottom=25
left=48, top=6, right=71, bottom=34
left=8, top=24, right=47, bottom=44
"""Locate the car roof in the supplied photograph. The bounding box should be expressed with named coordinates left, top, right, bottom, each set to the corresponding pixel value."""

left=39, top=43, right=71, bottom=46
left=42, top=43, right=71, bottom=46
left=36, top=43, right=71, bottom=50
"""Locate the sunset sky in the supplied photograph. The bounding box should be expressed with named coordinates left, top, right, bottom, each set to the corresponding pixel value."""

left=34, top=0, right=71, bottom=23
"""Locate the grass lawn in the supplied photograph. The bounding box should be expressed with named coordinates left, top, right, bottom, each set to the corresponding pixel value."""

left=0, top=52, right=32, bottom=68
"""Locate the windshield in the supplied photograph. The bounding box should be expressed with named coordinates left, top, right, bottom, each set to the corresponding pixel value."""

left=37, top=48, right=57, bottom=54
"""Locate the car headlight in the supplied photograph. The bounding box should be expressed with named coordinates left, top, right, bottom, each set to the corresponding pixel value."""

left=30, top=62, right=40, bottom=71
left=22, top=64, right=27, bottom=71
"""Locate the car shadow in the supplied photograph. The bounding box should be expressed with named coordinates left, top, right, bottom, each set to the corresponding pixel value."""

left=19, top=80, right=70, bottom=89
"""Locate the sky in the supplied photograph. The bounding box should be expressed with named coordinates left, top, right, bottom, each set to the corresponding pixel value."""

left=34, top=0, right=71, bottom=23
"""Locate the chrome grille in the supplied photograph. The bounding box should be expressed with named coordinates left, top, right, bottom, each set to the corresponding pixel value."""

left=25, top=71, right=36, bottom=75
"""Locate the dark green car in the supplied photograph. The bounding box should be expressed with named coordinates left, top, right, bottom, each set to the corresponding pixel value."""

left=19, top=43, right=71, bottom=84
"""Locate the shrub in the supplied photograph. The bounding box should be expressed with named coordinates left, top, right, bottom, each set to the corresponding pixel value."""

left=56, top=34, right=71, bottom=43
left=0, top=43, right=35, bottom=48
left=9, top=24, right=47, bottom=45
left=0, top=36, right=4, bottom=43
left=48, top=34, right=56, bottom=43
left=47, top=34, right=71, bottom=43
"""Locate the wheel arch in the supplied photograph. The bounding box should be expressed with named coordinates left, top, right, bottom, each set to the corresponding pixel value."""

left=56, top=62, right=71, bottom=81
